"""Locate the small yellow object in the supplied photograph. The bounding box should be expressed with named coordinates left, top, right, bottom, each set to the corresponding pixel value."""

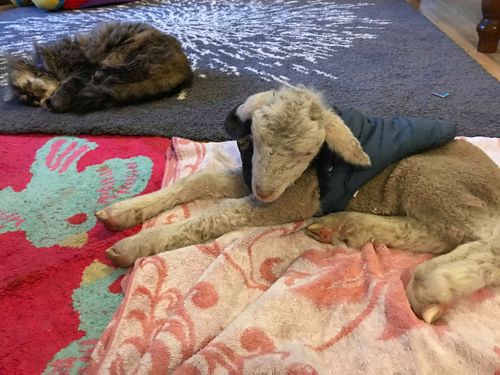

left=32, top=0, right=65, bottom=10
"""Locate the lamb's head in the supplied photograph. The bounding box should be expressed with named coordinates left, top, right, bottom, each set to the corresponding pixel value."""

left=226, top=86, right=371, bottom=202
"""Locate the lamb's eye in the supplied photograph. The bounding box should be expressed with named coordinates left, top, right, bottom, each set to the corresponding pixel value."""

left=294, top=151, right=314, bottom=158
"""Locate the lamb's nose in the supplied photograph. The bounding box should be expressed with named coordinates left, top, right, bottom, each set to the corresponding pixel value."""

left=255, top=185, right=272, bottom=199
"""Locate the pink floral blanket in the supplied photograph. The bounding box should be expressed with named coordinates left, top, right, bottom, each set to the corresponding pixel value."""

left=86, top=137, right=500, bottom=374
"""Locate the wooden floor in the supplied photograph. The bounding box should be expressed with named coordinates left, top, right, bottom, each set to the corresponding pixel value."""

left=407, top=0, right=500, bottom=80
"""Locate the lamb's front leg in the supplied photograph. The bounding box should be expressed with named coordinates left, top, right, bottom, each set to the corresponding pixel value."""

left=106, top=174, right=320, bottom=267
left=105, top=197, right=255, bottom=267
left=96, top=170, right=249, bottom=231
left=406, top=240, right=500, bottom=323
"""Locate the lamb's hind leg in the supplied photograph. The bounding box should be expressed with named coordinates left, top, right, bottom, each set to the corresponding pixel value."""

left=96, top=170, right=250, bottom=231
left=406, top=240, right=500, bottom=323
left=306, top=212, right=500, bottom=323
left=306, top=212, right=454, bottom=254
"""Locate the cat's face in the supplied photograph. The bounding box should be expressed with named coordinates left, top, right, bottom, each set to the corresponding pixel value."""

left=7, top=57, right=57, bottom=107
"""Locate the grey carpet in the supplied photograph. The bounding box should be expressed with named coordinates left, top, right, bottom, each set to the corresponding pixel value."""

left=0, top=0, right=498, bottom=141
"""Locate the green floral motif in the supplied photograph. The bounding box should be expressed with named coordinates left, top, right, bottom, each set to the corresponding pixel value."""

left=0, top=137, right=152, bottom=248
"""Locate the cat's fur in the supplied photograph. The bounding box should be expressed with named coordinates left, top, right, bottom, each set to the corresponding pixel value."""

left=7, top=22, right=193, bottom=113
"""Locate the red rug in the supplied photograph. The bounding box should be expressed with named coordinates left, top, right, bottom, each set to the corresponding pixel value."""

left=0, top=134, right=170, bottom=375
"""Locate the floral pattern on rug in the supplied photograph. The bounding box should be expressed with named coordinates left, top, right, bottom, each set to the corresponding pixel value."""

left=0, top=135, right=169, bottom=375
left=0, top=137, right=151, bottom=248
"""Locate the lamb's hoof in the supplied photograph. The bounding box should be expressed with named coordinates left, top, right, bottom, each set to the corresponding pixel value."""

left=421, top=304, right=446, bottom=324
left=406, top=275, right=447, bottom=324
left=305, top=223, right=334, bottom=243
left=105, top=244, right=136, bottom=268
left=95, top=209, right=121, bottom=231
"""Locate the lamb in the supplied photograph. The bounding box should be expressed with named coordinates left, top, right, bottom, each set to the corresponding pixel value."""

left=95, top=86, right=500, bottom=324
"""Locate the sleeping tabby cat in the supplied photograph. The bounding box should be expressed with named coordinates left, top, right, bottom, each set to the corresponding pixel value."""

left=7, top=22, right=193, bottom=113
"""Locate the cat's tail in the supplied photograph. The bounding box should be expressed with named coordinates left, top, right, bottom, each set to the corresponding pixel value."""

left=71, top=83, right=117, bottom=113
left=45, top=75, right=115, bottom=113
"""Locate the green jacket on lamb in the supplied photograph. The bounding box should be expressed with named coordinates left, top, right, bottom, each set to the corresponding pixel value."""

left=224, top=105, right=457, bottom=215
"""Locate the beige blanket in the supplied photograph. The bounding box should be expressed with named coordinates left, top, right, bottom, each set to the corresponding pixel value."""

left=86, top=137, right=500, bottom=374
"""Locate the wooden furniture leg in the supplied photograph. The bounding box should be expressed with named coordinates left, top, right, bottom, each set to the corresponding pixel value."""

left=477, top=0, right=500, bottom=53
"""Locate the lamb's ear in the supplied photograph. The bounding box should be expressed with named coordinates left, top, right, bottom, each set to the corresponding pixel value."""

left=322, top=110, right=371, bottom=166
left=224, top=104, right=252, bottom=139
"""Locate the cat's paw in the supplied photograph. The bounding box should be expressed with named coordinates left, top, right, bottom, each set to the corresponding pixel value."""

left=45, top=93, right=72, bottom=113
left=93, top=67, right=122, bottom=84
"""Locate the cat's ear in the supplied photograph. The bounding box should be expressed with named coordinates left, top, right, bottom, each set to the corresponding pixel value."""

left=224, top=104, right=252, bottom=139
left=32, top=41, right=44, bottom=66
left=75, top=33, right=88, bottom=46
